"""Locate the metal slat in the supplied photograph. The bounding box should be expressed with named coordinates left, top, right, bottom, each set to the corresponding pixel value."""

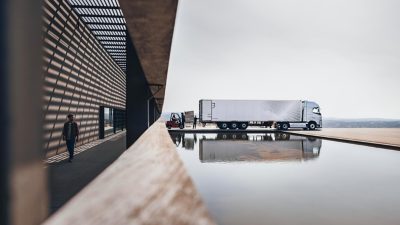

left=96, top=34, right=126, bottom=37
left=71, top=5, right=120, bottom=10
left=91, top=28, right=125, bottom=32
left=80, top=14, right=124, bottom=18
left=86, top=22, right=125, bottom=25
left=67, top=0, right=126, bottom=72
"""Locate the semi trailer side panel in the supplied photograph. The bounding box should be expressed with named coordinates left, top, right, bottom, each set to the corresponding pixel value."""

left=200, top=100, right=303, bottom=122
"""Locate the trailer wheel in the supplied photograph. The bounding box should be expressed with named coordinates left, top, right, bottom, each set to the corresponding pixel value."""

left=179, top=124, right=184, bottom=129
left=219, top=122, right=228, bottom=130
left=230, top=122, right=238, bottom=129
left=308, top=122, right=316, bottom=130
left=239, top=122, right=248, bottom=130
left=281, top=123, right=289, bottom=130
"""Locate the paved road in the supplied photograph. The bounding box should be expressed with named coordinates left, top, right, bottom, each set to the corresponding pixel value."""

left=287, top=128, right=400, bottom=150
left=48, top=134, right=126, bottom=214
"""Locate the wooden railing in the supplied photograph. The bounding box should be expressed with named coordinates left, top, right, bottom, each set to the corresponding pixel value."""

left=43, top=120, right=215, bottom=225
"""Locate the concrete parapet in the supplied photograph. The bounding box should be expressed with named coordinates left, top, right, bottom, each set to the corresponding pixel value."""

left=43, top=120, right=215, bottom=225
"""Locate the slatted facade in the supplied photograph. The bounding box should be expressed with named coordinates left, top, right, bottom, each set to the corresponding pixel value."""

left=68, top=0, right=127, bottom=72
left=43, top=0, right=126, bottom=157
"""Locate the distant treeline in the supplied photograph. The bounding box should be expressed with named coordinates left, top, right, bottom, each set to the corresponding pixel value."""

left=323, top=120, right=400, bottom=128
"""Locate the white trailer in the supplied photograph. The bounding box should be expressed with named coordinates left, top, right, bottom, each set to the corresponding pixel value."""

left=199, top=99, right=322, bottom=130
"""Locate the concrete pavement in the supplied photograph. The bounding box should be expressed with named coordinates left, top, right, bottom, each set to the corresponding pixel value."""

left=48, top=133, right=127, bottom=214
left=287, top=128, right=400, bottom=150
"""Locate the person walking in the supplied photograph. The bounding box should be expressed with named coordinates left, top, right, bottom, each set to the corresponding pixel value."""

left=181, top=112, right=186, bottom=128
left=62, top=114, right=79, bottom=162
left=193, top=115, right=198, bottom=129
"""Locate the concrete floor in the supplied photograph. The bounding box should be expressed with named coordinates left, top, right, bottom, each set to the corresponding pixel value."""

left=287, top=128, right=400, bottom=150
left=171, top=126, right=400, bottom=150
left=48, top=134, right=127, bottom=214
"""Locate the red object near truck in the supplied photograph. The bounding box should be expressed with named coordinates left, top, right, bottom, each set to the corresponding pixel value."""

left=165, top=113, right=184, bottom=129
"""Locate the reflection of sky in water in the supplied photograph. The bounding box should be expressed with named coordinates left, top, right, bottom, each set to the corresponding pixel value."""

left=171, top=133, right=400, bottom=225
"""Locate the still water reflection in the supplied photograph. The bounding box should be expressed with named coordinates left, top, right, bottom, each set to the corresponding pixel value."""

left=170, top=132, right=400, bottom=225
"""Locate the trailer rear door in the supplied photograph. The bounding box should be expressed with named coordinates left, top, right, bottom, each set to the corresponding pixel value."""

left=200, top=100, right=213, bottom=121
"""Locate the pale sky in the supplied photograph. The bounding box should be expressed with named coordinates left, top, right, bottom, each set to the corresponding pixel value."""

left=163, top=0, right=400, bottom=119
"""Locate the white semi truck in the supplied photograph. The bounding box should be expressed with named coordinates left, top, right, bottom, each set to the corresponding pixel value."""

left=199, top=99, right=322, bottom=130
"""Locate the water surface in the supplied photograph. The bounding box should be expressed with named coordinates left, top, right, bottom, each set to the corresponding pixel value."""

left=170, top=132, right=400, bottom=225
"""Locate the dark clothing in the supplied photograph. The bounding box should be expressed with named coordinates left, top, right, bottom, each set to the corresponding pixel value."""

left=181, top=114, right=186, bottom=127
left=193, top=117, right=198, bottom=129
left=66, top=139, right=76, bottom=160
left=62, top=121, right=79, bottom=140
left=63, top=121, right=79, bottom=160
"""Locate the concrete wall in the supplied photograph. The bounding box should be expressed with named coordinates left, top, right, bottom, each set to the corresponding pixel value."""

left=2, top=0, right=48, bottom=224
left=125, top=34, right=153, bottom=147
left=42, top=0, right=126, bottom=157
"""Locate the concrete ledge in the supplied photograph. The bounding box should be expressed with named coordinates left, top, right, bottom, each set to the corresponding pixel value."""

left=286, top=128, right=400, bottom=151
left=43, top=120, right=215, bottom=225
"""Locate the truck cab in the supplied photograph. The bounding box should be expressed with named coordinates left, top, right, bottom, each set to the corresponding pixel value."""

left=303, top=101, right=322, bottom=130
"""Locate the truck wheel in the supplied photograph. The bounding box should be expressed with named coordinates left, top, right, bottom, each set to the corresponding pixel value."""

left=230, top=122, right=238, bottom=129
left=308, top=122, right=316, bottom=130
left=167, top=125, right=171, bottom=129
left=179, top=124, right=184, bottom=129
left=281, top=123, right=289, bottom=130
left=239, top=122, right=248, bottom=130
left=220, top=122, right=228, bottom=130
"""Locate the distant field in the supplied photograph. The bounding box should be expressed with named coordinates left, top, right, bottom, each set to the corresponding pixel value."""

left=323, top=119, right=400, bottom=128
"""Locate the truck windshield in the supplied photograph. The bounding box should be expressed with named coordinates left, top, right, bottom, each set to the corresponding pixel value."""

left=312, top=107, right=320, bottom=114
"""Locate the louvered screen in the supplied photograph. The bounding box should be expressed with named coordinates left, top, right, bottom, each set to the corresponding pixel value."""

left=43, top=0, right=126, bottom=158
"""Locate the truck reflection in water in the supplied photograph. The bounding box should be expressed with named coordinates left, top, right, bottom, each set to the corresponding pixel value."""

left=200, top=133, right=321, bottom=163
left=170, top=132, right=321, bottom=162
left=170, top=132, right=400, bottom=225
left=169, top=133, right=322, bottom=163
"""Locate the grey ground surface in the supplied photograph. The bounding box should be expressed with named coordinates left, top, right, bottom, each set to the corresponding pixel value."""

left=287, top=128, right=400, bottom=150
left=48, top=134, right=126, bottom=214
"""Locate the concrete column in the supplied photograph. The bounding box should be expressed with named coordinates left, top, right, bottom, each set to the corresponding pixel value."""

left=99, top=106, right=105, bottom=139
left=126, top=34, right=152, bottom=147
left=1, top=0, right=48, bottom=224
left=149, top=98, right=157, bottom=126
left=0, top=2, right=7, bottom=223
left=155, top=106, right=161, bottom=121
